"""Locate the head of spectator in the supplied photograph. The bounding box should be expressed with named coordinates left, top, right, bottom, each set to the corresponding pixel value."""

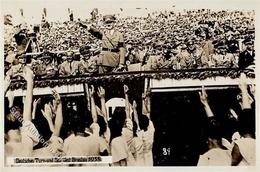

left=187, top=40, right=196, bottom=52
left=243, top=39, right=254, bottom=51
left=181, top=44, right=188, bottom=51
left=218, top=45, right=228, bottom=55
left=206, top=119, right=226, bottom=150
left=69, top=111, right=87, bottom=135
left=79, top=45, right=92, bottom=60
left=237, top=109, right=255, bottom=138
left=42, top=54, right=52, bottom=65
left=66, top=51, right=74, bottom=63
left=97, top=115, right=107, bottom=137
left=139, top=114, right=149, bottom=132
left=5, top=106, right=23, bottom=142
left=109, top=107, right=126, bottom=143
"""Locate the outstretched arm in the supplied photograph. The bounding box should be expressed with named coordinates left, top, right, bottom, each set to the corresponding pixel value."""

left=199, top=86, right=214, bottom=118
left=123, top=85, right=131, bottom=119
left=21, top=66, right=34, bottom=156
left=97, top=86, right=108, bottom=122
left=41, top=103, right=55, bottom=133
left=32, top=98, right=41, bottom=120
left=22, top=66, right=34, bottom=121
left=52, top=89, right=63, bottom=136
left=4, top=75, right=11, bottom=96
left=142, top=89, right=151, bottom=119
left=132, top=100, right=140, bottom=130
left=79, top=22, right=102, bottom=39
left=238, top=73, right=251, bottom=109
left=89, top=85, right=97, bottom=123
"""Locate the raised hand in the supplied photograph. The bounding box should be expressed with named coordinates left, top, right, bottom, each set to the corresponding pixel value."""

left=33, top=98, right=41, bottom=108
left=199, top=86, right=208, bottom=105
left=229, top=108, right=238, bottom=120
left=23, top=66, right=34, bottom=82
left=6, top=91, right=15, bottom=108
left=41, top=103, right=53, bottom=120
left=249, top=84, right=255, bottom=97
left=133, top=100, right=137, bottom=109
left=142, top=93, right=146, bottom=100
left=97, top=86, right=105, bottom=98
left=89, top=85, right=95, bottom=97
left=123, top=85, right=129, bottom=94
left=52, top=89, right=61, bottom=104
left=238, top=73, right=247, bottom=91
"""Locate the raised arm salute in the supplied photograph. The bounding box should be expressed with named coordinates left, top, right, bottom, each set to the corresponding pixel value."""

left=197, top=86, right=231, bottom=166
left=79, top=15, right=126, bottom=73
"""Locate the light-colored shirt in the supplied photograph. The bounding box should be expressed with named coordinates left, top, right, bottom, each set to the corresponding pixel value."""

left=234, top=137, right=256, bottom=165
left=111, top=136, right=128, bottom=164
left=139, top=120, right=155, bottom=166
left=197, top=148, right=231, bottom=166
left=63, top=133, right=100, bottom=156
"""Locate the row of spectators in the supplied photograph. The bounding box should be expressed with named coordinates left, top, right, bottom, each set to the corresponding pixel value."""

left=4, top=9, right=255, bottom=78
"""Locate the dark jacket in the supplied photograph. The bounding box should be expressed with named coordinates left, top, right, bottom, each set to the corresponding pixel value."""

left=238, top=50, right=255, bottom=69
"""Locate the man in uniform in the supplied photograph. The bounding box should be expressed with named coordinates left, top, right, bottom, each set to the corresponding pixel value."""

left=238, top=39, right=255, bottom=69
left=78, top=45, right=99, bottom=73
left=79, top=15, right=125, bottom=73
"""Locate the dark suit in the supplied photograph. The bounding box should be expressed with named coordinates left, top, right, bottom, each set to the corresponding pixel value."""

left=238, top=50, right=255, bottom=69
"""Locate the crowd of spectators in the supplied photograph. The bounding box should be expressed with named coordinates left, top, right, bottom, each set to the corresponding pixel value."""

left=3, top=8, right=256, bottom=166
left=4, top=64, right=255, bottom=166
left=5, top=67, right=155, bottom=166
left=4, top=9, right=255, bottom=79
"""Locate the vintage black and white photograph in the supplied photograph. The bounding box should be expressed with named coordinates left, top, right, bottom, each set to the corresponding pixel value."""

left=1, top=0, right=258, bottom=168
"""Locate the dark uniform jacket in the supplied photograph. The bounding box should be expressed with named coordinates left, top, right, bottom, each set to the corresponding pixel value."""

left=238, top=50, right=255, bottom=69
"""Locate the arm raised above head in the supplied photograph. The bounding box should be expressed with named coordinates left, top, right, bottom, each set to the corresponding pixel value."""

left=199, top=86, right=214, bottom=118
left=97, top=86, right=108, bottom=123
left=89, top=85, right=97, bottom=123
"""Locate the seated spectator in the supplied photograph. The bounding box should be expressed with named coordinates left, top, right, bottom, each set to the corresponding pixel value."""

left=238, top=39, right=255, bottom=69
left=59, top=51, right=79, bottom=76
left=78, top=45, right=99, bottom=74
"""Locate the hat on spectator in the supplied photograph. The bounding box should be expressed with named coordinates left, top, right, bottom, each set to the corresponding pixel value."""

left=172, top=49, right=179, bottom=55
left=181, top=44, right=187, bottom=49
left=67, top=51, right=74, bottom=57
left=61, top=56, right=67, bottom=61
left=79, top=45, right=91, bottom=55
left=217, top=45, right=228, bottom=50
left=243, top=38, right=253, bottom=45
left=103, top=15, right=116, bottom=23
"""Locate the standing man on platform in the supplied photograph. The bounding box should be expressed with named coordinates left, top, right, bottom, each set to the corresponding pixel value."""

left=79, top=15, right=126, bottom=73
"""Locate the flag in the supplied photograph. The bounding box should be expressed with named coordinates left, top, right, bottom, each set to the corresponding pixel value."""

left=69, top=11, right=74, bottom=21
left=90, top=8, right=98, bottom=20
left=43, top=8, right=47, bottom=17
left=20, top=8, right=24, bottom=17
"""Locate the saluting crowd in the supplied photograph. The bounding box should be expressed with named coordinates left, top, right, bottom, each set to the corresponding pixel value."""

left=4, top=8, right=256, bottom=166
left=4, top=66, right=155, bottom=166
left=4, top=65, right=255, bottom=166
